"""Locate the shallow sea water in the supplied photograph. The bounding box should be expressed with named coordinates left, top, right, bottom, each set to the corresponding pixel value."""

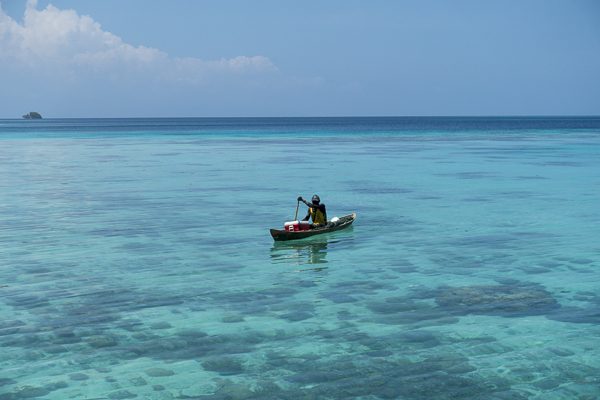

left=1, top=117, right=599, bottom=399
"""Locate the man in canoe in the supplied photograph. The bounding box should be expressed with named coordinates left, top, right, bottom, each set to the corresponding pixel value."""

left=297, top=194, right=328, bottom=228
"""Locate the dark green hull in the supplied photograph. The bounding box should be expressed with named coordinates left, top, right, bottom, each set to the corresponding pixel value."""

left=270, top=213, right=356, bottom=241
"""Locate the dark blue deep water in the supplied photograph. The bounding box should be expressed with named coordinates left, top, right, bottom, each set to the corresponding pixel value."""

left=3, top=116, right=600, bottom=137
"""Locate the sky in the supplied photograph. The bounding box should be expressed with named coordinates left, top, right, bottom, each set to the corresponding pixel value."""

left=0, top=0, right=599, bottom=117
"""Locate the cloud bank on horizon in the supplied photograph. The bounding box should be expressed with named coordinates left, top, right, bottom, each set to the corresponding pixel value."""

left=0, top=0, right=283, bottom=116
left=1, top=0, right=277, bottom=77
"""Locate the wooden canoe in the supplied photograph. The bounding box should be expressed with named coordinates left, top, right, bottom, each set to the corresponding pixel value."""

left=270, top=213, right=356, bottom=241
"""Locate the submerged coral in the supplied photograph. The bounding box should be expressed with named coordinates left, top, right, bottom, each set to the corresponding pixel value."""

left=434, top=282, right=559, bottom=317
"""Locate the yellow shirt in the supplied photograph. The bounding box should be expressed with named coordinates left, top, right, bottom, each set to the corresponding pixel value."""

left=309, top=207, right=326, bottom=226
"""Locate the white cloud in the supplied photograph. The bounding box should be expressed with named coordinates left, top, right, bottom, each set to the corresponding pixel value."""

left=0, top=0, right=277, bottom=81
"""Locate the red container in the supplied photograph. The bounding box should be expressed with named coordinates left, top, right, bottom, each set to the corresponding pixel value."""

left=284, top=220, right=311, bottom=232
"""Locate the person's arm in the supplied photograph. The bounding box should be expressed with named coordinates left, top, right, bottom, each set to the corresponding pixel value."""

left=297, top=197, right=311, bottom=221
left=320, top=204, right=327, bottom=221
left=298, top=197, right=310, bottom=207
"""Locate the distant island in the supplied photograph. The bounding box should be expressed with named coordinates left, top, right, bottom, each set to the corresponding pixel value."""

left=22, top=112, right=42, bottom=119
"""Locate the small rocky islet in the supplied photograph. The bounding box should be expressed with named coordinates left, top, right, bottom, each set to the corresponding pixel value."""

left=21, top=112, right=42, bottom=119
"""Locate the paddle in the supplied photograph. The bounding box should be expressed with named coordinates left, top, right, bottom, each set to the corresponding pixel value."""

left=294, top=200, right=300, bottom=220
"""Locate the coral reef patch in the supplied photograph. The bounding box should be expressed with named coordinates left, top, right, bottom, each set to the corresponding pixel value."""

left=434, top=282, right=559, bottom=317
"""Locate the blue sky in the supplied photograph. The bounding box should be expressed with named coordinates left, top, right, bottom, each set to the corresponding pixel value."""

left=1, top=0, right=599, bottom=117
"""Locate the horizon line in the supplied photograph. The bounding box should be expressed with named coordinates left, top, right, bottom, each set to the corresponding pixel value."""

left=4, top=115, right=600, bottom=120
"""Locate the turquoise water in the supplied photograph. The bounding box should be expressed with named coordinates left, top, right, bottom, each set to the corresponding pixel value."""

left=1, top=117, right=599, bottom=399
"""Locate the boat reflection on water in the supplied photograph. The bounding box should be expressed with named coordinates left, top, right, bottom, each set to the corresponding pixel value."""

left=270, top=236, right=330, bottom=267
left=270, top=227, right=355, bottom=270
